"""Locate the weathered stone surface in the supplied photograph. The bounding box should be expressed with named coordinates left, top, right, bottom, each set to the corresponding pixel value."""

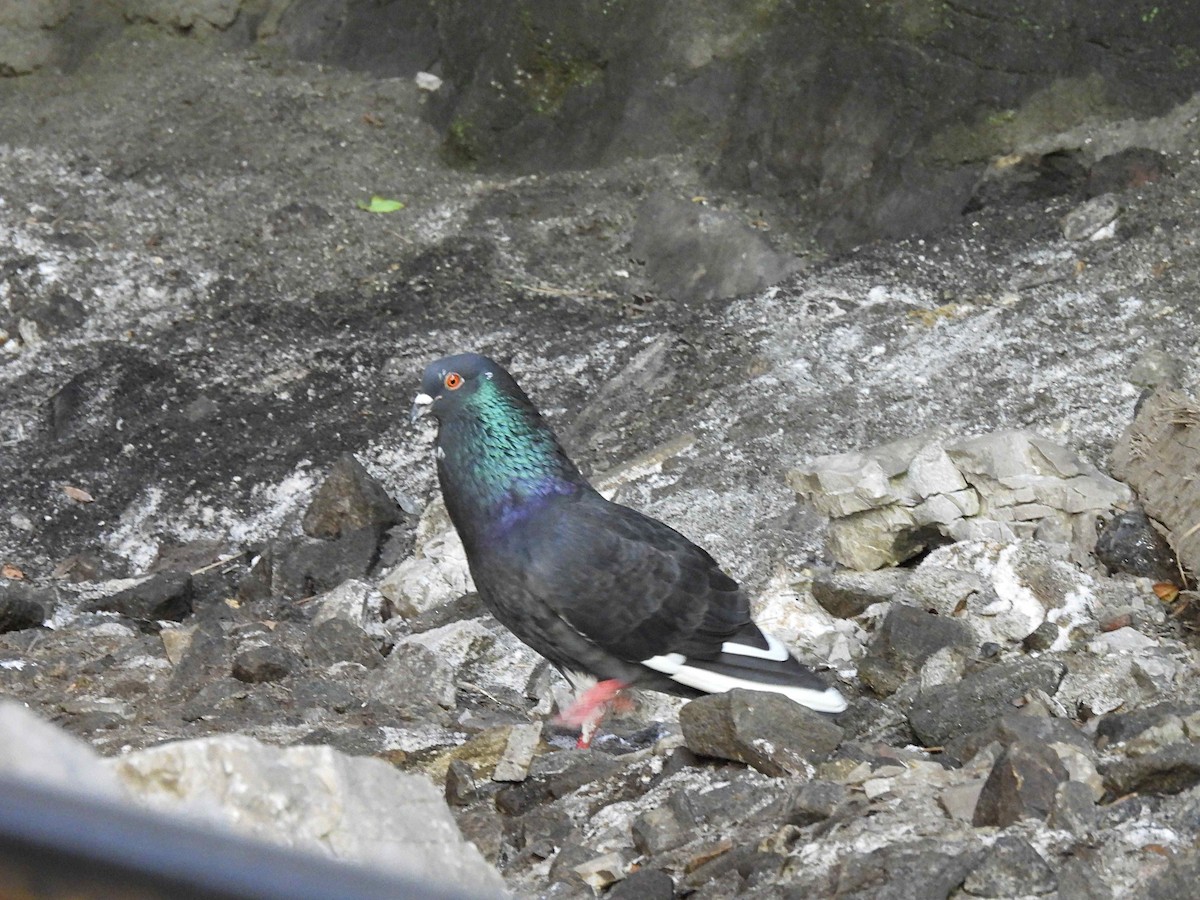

left=366, top=643, right=457, bottom=719
left=1094, top=507, right=1182, bottom=585
left=631, top=192, right=796, bottom=302
left=680, top=689, right=843, bottom=777
left=1099, top=742, right=1200, bottom=797
left=632, top=802, right=696, bottom=855
left=908, top=659, right=1067, bottom=748
left=0, top=700, right=126, bottom=798
left=301, top=453, right=403, bottom=540
left=833, top=839, right=981, bottom=900
left=379, top=528, right=472, bottom=619
left=607, top=867, right=674, bottom=900
left=491, top=722, right=541, bottom=782
left=963, top=835, right=1056, bottom=897
left=84, top=572, right=193, bottom=621
left=110, top=734, right=506, bottom=894
left=310, top=578, right=374, bottom=629
left=1048, top=779, right=1096, bottom=833
left=786, top=779, right=847, bottom=826
left=0, top=581, right=47, bottom=632
left=1061, top=193, right=1120, bottom=241
left=1111, top=385, right=1200, bottom=577
left=859, top=603, right=974, bottom=697
left=792, top=431, right=1129, bottom=569
left=811, top=567, right=908, bottom=619
left=973, top=741, right=1068, bottom=827
left=303, top=617, right=381, bottom=669
left=943, top=710, right=1091, bottom=767
left=232, top=643, right=299, bottom=684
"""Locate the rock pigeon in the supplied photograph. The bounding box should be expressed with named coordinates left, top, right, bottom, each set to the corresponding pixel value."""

left=412, top=352, right=847, bottom=744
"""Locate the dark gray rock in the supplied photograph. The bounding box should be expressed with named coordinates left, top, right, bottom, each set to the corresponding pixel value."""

left=943, top=711, right=1092, bottom=767
left=1094, top=507, right=1182, bottom=585
left=607, top=867, right=674, bottom=900
left=366, top=643, right=456, bottom=721
left=859, top=603, right=974, bottom=697
left=1100, top=742, right=1200, bottom=797
left=1055, top=854, right=1115, bottom=900
left=680, top=689, right=843, bottom=777
left=0, top=582, right=48, bottom=632
left=303, top=617, right=381, bottom=669
left=445, top=759, right=479, bottom=807
left=1022, top=621, right=1059, bottom=652
left=301, top=453, right=404, bottom=540
left=973, top=741, right=1068, bottom=827
left=84, top=572, right=193, bottom=622
left=231, top=644, right=299, bottom=684
left=632, top=802, right=695, bottom=855
left=1094, top=701, right=1200, bottom=750
left=908, top=659, right=1067, bottom=748
left=833, top=839, right=980, bottom=900
left=1143, top=848, right=1200, bottom=900
left=494, top=751, right=622, bottom=817
left=631, top=193, right=795, bottom=302
left=241, top=529, right=383, bottom=602
left=1048, top=779, right=1097, bottom=833
left=786, top=779, right=848, bottom=827
left=811, top=568, right=908, bottom=619
left=963, top=835, right=1056, bottom=897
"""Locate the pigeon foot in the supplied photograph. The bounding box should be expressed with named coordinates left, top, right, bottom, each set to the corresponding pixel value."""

left=555, top=679, right=631, bottom=748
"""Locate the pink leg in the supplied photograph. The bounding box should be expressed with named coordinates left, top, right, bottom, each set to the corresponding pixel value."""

left=554, top=679, right=629, bottom=748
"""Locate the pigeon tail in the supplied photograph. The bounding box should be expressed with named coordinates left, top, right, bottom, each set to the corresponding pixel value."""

left=641, top=624, right=848, bottom=714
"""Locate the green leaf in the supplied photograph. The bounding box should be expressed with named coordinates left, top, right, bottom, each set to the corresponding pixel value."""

left=356, top=195, right=405, bottom=213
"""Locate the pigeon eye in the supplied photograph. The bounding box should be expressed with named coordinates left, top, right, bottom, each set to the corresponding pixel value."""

left=444, top=372, right=464, bottom=390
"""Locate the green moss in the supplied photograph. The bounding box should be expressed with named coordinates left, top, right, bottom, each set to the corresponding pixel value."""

left=516, top=46, right=604, bottom=116
left=442, top=117, right=480, bottom=168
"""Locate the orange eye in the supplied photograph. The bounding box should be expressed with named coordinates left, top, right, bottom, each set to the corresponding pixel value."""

left=444, top=372, right=463, bottom=390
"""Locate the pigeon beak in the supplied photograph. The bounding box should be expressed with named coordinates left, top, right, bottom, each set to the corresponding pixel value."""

left=410, top=392, right=434, bottom=424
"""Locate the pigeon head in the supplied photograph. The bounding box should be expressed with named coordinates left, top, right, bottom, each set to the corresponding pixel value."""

left=410, top=352, right=520, bottom=424
left=411, top=353, right=587, bottom=536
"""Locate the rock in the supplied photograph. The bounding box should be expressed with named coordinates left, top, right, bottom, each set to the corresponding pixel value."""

left=1087, top=148, right=1172, bottom=197
left=908, top=659, right=1067, bottom=748
left=792, top=431, right=1129, bottom=569
left=1094, top=508, right=1182, bottom=585
left=1100, top=742, right=1200, bottom=797
left=1111, top=385, right=1200, bottom=576
left=310, top=578, right=374, bottom=629
left=632, top=802, right=696, bottom=855
left=491, top=723, right=542, bottom=782
left=786, top=779, right=848, bottom=826
left=607, top=867, right=674, bottom=900
left=84, top=572, right=194, bottom=622
left=109, top=734, right=506, bottom=894
left=301, top=453, right=403, bottom=540
left=239, top=534, right=377, bottom=604
left=0, top=700, right=127, bottom=799
left=0, top=580, right=48, bottom=632
left=1023, top=621, right=1059, bottom=651
left=972, top=741, right=1068, bottom=827
left=901, top=565, right=986, bottom=618
left=942, top=710, right=1092, bottom=767
left=232, top=642, right=299, bottom=684
left=811, top=567, right=909, bottom=618
left=1048, top=780, right=1097, bottom=832
left=444, top=758, right=479, bottom=807
left=938, top=782, right=984, bottom=823
left=858, top=603, right=974, bottom=697
left=679, top=689, right=843, bottom=777
left=631, top=192, right=796, bottom=302
left=303, top=617, right=381, bottom=669
left=1061, top=194, right=1120, bottom=241
left=379, top=529, right=472, bottom=619
left=494, top=750, right=622, bottom=817
left=366, top=643, right=457, bottom=719
left=833, top=838, right=981, bottom=899
left=963, top=835, right=1057, bottom=896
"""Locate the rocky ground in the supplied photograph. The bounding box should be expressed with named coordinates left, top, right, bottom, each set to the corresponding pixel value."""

left=4, top=22, right=1200, bottom=900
